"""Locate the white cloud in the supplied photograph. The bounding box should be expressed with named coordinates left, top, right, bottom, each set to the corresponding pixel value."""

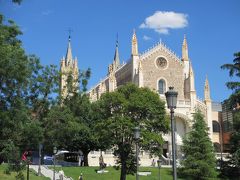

left=41, top=10, right=53, bottom=16
left=140, top=11, right=188, bottom=34
left=143, top=35, right=152, bottom=41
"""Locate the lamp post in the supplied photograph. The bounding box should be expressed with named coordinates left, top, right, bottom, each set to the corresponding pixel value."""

left=219, top=120, right=223, bottom=170
left=165, top=86, right=178, bottom=180
left=134, top=126, right=140, bottom=180
left=53, top=147, right=57, bottom=180
left=157, top=159, right=161, bottom=180
left=38, top=144, right=43, bottom=176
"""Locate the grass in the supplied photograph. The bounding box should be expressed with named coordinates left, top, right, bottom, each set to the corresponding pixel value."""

left=54, top=166, right=185, bottom=180
left=0, top=164, right=50, bottom=180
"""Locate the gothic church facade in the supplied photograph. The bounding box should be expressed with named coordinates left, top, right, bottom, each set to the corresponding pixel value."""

left=60, top=32, right=221, bottom=166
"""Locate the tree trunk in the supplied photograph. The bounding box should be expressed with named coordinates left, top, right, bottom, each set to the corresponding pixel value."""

left=83, top=151, right=89, bottom=166
left=120, top=159, right=127, bottom=180
left=0, top=155, right=4, bottom=164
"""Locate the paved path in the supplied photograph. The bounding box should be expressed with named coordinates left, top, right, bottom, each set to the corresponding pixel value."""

left=30, top=165, right=73, bottom=180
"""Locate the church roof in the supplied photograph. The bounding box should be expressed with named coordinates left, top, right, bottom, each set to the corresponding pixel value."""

left=140, top=40, right=182, bottom=64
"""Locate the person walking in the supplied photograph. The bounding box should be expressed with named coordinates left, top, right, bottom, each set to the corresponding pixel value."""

left=99, top=154, right=104, bottom=170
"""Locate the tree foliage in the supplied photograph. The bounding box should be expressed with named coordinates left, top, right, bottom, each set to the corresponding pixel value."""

left=220, top=52, right=240, bottom=177
left=65, top=92, right=99, bottom=158
left=44, top=64, right=97, bottom=166
left=94, top=84, right=169, bottom=180
left=221, top=52, right=240, bottom=107
left=61, top=68, right=91, bottom=102
left=0, top=14, right=59, bottom=178
left=45, top=92, right=99, bottom=166
left=0, top=14, right=30, bottom=164
left=179, top=111, right=217, bottom=180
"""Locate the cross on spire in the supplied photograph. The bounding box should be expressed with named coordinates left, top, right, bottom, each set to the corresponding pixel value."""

left=67, top=28, right=73, bottom=40
left=116, top=33, right=119, bottom=47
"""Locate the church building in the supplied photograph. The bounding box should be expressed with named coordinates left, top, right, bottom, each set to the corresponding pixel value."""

left=60, top=32, right=222, bottom=166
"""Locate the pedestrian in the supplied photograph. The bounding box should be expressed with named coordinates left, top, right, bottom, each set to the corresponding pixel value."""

left=79, top=173, right=83, bottom=180
left=152, top=159, right=156, bottom=167
left=80, top=155, right=84, bottom=166
left=99, top=154, right=104, bottom=170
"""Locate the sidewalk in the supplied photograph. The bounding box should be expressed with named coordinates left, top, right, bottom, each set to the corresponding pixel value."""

left=30, top=165, right=73, bottom=180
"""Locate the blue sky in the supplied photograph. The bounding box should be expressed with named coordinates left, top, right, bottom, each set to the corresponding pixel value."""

left=1, top=0, right=239, bottom=102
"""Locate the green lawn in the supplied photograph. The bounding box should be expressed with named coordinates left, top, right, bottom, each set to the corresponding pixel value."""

left=0, top=164, right=50, bottom=180
left=55, top=166, right=185, bottom=180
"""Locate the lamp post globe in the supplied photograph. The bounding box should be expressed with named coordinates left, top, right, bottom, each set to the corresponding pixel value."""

left=134, top=126, right=140, bottom=140
left=165, top=87, right=178, bottom=109
left=165, top=86, right=178, bottom=180
left=53, top=146, right=57, bottom=154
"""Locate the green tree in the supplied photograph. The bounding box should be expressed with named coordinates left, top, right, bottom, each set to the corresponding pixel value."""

left=0, top=14, right=59, bottom=180
left=26, top=55, right=59, bottom=121
left=25, top=56, right=59, bottom=152
left=0, top=14, right=31, bottom=164
left=221, top=52, right=240, bottom=177
left=95, top=84, right=169, bottom=180
left=228, top=111, right=240, bottom=174
left=221, top=52, right=240, bottom=107
left=44, top=94, right=99, bottom=166
left=44, top=106, right=78, bottom=151
left=63, top=93, right=99, bottom=166
left=179, top=111, right=217, bottom=180
left=45, top=66, right=97, bottom=166
left=0, top=15, right=40, bottom=179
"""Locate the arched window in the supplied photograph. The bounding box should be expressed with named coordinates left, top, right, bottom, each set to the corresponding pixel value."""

left=212, top=120, right=220, bottom=132
left=158, top=79, right=166, bottom=94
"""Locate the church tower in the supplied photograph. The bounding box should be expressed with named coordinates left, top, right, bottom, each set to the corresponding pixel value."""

left=60, top=36, right=79, bottom=99
left=131, top=30, right=140, bottom=84
left=204, top=76, right=213, bottom=138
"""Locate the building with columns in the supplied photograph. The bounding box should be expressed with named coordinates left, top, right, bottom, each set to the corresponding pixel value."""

left=60, top=32, right=222, bottom=166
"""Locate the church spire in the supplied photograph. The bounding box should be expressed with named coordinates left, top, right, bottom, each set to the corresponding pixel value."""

left=113, top=35, right=120, bottom=69
left=131, top=29, right=138, bottom=56
left=189, top=61, right=195, bottom=92
left=204, top=76, right=211, bottom=102
left=65, top=35, right=73, bottom=64
left=182, top=34, right=189, bottom=61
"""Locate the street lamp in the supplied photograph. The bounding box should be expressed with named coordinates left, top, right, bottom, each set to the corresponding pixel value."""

left=157, top=159, right=161, bottom=180
left=38, top=144, right=43, bottom=176
left=219, top=121, right=223, bottom=170
left=53, top=147, right=57, bottom=180
left=165, top=86, right=178, bottom=180
left=134, top=126, right=140, bottom=180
